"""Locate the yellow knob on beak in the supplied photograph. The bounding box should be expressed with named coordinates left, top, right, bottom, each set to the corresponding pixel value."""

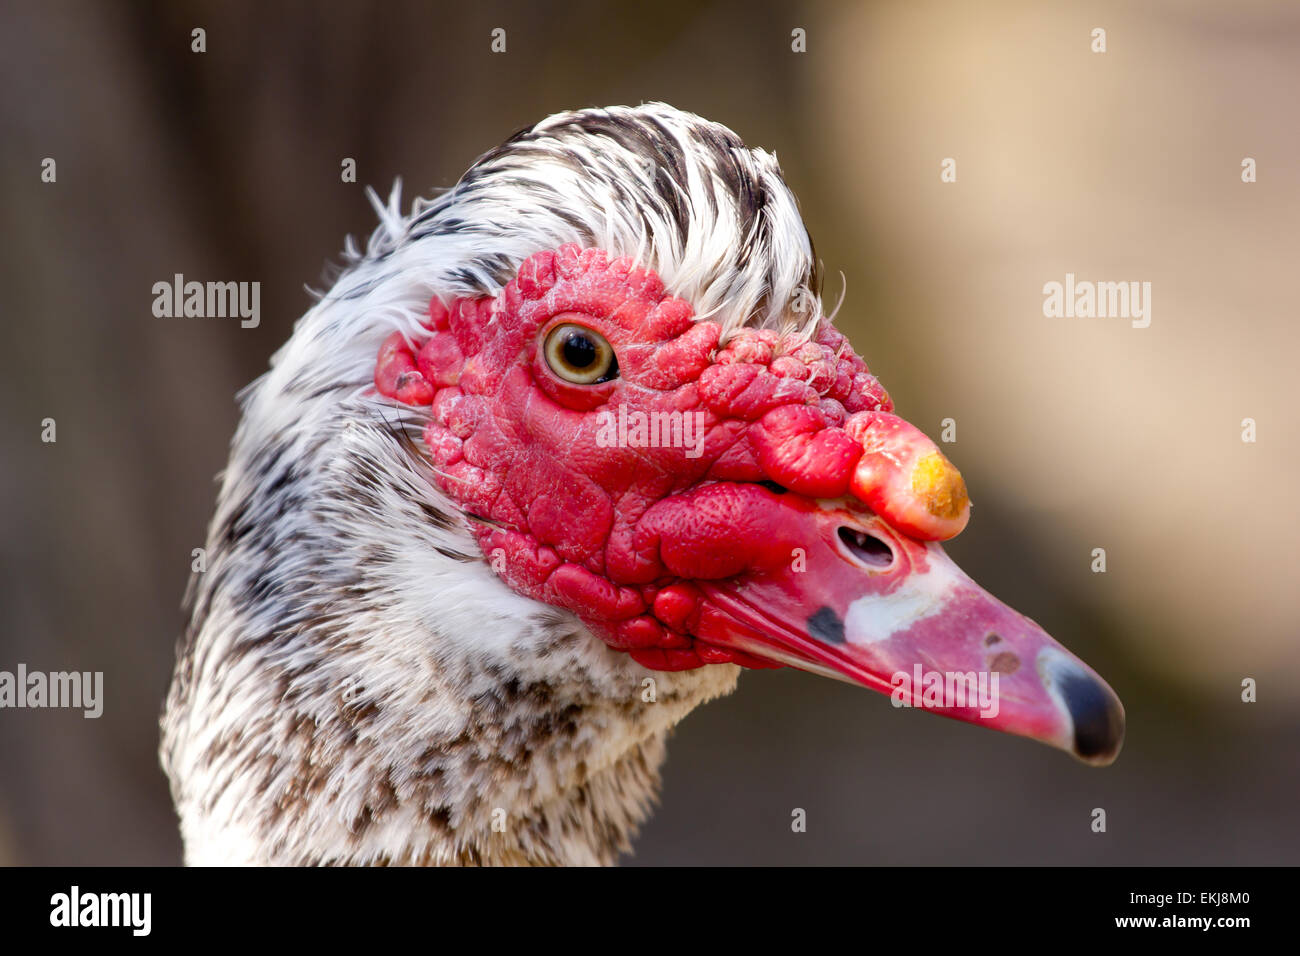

left=846, top=412, right=971, bottom=540
left=912, top=451, right=969, bottom=522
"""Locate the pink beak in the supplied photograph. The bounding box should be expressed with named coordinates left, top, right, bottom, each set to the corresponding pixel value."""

left=692, top=494, right=1126, bottom=765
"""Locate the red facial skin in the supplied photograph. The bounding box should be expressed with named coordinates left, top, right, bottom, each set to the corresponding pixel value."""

left=374, top=244, right=966, bottom=671
left=373, top=243, right=1126, bottom=764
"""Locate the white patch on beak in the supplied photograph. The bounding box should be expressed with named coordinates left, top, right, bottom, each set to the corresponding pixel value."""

left=843, top=544, right=965, bottom=646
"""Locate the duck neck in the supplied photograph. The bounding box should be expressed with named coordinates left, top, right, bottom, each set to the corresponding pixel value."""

left=162, top=403, right=739, bottom=865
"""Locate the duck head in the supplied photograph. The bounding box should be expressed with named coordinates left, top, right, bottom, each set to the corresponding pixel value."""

left=375, top=242, right=1125, bottom=765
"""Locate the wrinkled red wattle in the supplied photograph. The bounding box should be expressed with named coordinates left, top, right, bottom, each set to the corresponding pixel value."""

left=371, top=242, right=962, bottom=670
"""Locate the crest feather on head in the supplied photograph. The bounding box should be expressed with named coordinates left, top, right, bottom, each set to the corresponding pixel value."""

left=354, top=102, right=825, bottom=340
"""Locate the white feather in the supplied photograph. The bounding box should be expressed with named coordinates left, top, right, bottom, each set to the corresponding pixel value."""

left=162, top=102, right=827, bottom=866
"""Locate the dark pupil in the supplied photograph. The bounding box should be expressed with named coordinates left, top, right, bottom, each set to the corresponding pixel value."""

left=562, top=333, right=598, bottom=368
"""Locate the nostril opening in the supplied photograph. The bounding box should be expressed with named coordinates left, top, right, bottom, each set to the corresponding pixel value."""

left=837, top=526, right=895, bottom=569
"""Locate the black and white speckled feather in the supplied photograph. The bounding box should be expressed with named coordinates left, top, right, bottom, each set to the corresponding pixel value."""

left=160, top=103, right=825, bottom=865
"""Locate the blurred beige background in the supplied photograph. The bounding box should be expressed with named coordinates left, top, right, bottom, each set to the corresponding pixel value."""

left=1, top=0, right=1296, bottom=864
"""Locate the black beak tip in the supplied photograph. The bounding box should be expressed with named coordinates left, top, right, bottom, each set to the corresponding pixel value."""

left=1039, top=650, right=1126, bottom=765
left=1058, top=667, right=1126, bottom=765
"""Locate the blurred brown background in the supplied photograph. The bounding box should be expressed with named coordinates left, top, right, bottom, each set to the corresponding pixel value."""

left=1, top=0, right=1296, bottom=865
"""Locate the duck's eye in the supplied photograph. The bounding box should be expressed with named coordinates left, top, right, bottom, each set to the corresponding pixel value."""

left=543, top=323, right=619, bottom=384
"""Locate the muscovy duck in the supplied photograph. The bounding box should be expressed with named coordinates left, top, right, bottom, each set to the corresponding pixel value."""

left=161, top=103, right=1124, bottom=866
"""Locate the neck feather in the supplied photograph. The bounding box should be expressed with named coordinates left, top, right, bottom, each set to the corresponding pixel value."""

left=162, top=379, right=738, bottom=865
